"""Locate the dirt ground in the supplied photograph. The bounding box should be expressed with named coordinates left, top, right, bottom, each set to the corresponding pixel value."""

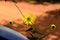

left=0, top=1, right=60, bottom=40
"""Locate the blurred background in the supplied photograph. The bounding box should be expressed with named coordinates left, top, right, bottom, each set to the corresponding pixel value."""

left=0, top=0, right=60, bottom=40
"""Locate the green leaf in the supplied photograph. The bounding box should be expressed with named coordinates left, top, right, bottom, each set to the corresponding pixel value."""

left=26, top=27, right=33, bottom=31
left=26, top=27, right=43, bottom=35
left=31, top=28, right=43, bottom=35
left=39, top=33, right=49, bottom=40
left=29, top=34, right=40, bottom=40
left=31, top=28, right=37, bottom=33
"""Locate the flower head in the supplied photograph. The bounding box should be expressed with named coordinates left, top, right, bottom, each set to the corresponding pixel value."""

left=23, top=13, right=36, bottom=25
left=9, top=21, right=15, bottom=25
left=49, top=24, right=56, bottom=30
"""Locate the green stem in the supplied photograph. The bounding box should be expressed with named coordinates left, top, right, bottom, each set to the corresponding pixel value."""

left=39, top=33, right=49, bottom=40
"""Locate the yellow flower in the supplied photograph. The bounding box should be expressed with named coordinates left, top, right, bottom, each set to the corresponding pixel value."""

left=23, top=13, right=36, bottom=25
left=49, top=24, right=56, bottom=30
left=9, top=21, right=15, bottom=25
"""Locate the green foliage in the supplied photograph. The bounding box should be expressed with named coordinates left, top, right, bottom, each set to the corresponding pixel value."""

left=26, top=26, right=49, bottom=40
left=26, top=27, right=43, bottom=35
left=39, top=34, right=49, bottom=39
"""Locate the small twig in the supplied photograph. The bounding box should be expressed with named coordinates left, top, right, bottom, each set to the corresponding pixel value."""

left=12, top=0, right=24, bottom=18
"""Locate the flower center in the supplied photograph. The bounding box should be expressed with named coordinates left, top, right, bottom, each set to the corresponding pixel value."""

left=27, top=17, right=31, bottom=21
left=52, top=26, right=55, bottom=29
